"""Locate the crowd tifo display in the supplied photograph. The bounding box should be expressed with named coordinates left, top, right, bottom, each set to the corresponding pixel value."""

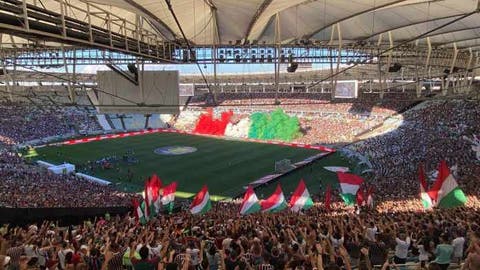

left=248, top=109, right=301, bottom=142
left=193, top=108, right=233, bottom=135
left=193, top=108, right=301, bottom=142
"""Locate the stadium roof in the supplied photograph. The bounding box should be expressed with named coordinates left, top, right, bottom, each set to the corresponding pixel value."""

left=1, top=0, right=479, bottom=50
left=84, top=0, right=479, bottom=48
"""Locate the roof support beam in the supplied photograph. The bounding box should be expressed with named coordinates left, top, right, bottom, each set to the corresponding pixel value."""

left=444, top=43, right=458, bottom=95
left=334, top=23, right=342, bottom=98
left=200, top=0, right=219, bottom=44
left=244, top=0, right=273, bottom=43
left=425, top=37, right=432, bottom=68
left=437, top=36, right=480, bottom=47
left=274, top=12, right=280, bottom=103
left=420, top=25, right=480, bottom=40
left=122, top=0, right=178, bottom=40
left=0, top=49, right=14, bottom=102
left=464, top=47, right=473, bottom=89
left=361, top=14, right=466, bottom=41
left=210, top=4, right=220, bottom=45
left=303, top=0, right=410, bottom=40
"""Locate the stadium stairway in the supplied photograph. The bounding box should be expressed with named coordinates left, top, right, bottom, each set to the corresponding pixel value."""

left=105, top=114, right=117, bottom=129
left=96, top=114, right=112, bottom=131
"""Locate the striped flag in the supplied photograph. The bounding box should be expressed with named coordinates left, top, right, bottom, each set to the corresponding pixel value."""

left=132, top=198, right=147, bottom=224
left=190, top=185, right=212, bottom=215
left=337, top=172, right=364, bottom=206
left=418, top=163, right=433, bottom=209
left=289, top=179, right=314, bottom=212
left=161, top=182, right=177, bottom=214
left=239, top=186, right=261, bottom=215
left=260, top=184, right=287, bottom=213
left=428, top=160, right=467, bottom=208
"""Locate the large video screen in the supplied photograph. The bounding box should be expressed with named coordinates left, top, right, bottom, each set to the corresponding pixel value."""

left=334, top=80, right=358, bottom=99
left=96, top=71, right=179, bottom=114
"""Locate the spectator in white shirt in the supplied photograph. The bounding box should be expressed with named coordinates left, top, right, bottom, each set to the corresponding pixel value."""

left=452, top=231, right=466, bottom=263
left=366, top=222, right=378, bottom=242
left=394, top=232, right=411, bottom=265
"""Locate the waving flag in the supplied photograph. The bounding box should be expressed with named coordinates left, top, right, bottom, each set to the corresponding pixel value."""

left=337, top=172, right=364, bottom=205
left=161, top=182, right=177, bottom=214
left=356, top=188, right=364, bottom=206
left=132, top=198, right=147, bottom=224
left=260, top=184, right=287, bottom=213
left=418, top=164, right=433, bottom=209
left=428, top=160, right=467, bottom=208
left=150, top=174, right=163, bottom=214
left=325, top=185, right=332, bottom=211
left=143, top=179, right=151, bottom=220
left=239, top=186, right=261, bottom=215
left=289, top=179, right=314, bottom=212
left=190, top=185, right=212, bottom=215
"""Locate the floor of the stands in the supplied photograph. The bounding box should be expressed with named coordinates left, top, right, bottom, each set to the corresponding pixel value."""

left=34, top=133, right=352, bottom=200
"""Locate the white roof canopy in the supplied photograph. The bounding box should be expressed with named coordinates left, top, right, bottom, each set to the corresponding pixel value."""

left=75, top=0, right=479, bottom=49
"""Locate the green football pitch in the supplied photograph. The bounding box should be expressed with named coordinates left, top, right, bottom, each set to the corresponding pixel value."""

left=34, top=133, right=352, bottom=200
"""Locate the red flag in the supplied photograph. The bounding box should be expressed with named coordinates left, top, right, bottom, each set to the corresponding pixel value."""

left=132, top=198, right=141, bottom=222
left=325, top=185, right=332, bottom=211
left=150, top=174, right=162, bottom=201
left=356, top=188, right=365, bottom=206
left=418, top=163, right=428, bottom=191
left=427, top=160, right=450, bottom=203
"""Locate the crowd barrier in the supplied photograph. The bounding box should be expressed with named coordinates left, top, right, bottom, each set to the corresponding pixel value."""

left=75, top=172, right=111, bottom=185
left=0, top=206, right=130, bottom=225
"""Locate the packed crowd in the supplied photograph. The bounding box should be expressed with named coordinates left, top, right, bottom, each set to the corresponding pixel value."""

left=297, top=117, right=379, bottom=145
left=189, top=92, right=417, bottom=117
left=349, top=100, right=480, bottom=200
left=0, top=102, right=101, bottom=146
left=184, top=92, right=421, bottom=145
left=0, top=94, right=479, bottom=269
left=1, top=200, right=480, bottom=270
left=0, top=151, right=138, bottom=208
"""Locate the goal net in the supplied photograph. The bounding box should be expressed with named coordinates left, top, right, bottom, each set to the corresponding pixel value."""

left=275, top=159, right=295, bottom=173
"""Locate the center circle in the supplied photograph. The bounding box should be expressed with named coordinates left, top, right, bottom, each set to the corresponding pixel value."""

left=154, top=146, right=197, bottom=155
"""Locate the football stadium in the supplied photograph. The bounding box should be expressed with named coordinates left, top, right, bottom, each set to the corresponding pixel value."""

left=0, top=0, right=480, bottom=269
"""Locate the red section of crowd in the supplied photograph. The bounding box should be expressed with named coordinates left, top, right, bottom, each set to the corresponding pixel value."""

left=193, top=109, right=233, bottom=136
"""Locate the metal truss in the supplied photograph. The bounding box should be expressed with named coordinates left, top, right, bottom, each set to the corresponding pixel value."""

left=0, top=0, right=177, bottom=62
left=0, top=43, right=472, bottom=69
